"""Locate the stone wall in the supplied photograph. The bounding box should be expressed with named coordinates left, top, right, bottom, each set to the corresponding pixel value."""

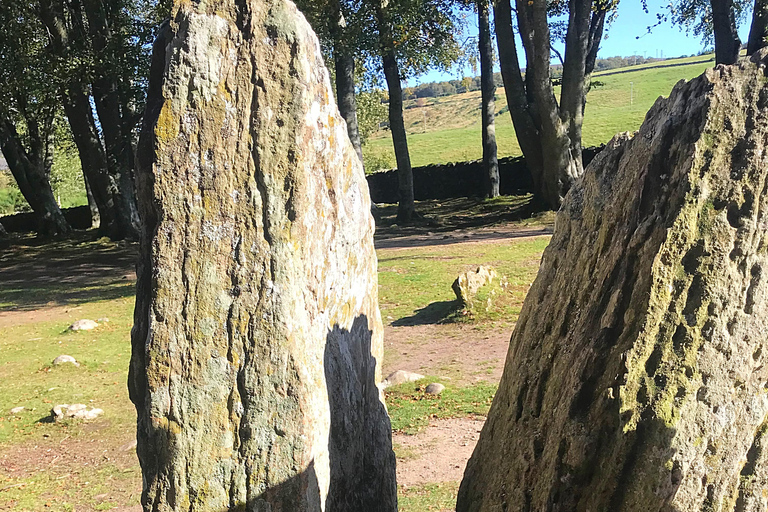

left=366, top=145, right=604, bottom=203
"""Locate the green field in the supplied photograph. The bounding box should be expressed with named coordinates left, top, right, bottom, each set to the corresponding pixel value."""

left=365, top=54, right=717, bottom=169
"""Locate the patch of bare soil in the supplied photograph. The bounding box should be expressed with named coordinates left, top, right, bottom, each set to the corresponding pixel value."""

left=393, top=417, right=485, bottom=487
left=0, top=426, right=142, bottom=511
left=383, top=324, right=511, bottom=385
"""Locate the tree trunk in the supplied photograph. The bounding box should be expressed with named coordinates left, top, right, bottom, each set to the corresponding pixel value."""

left=83, top=0, right=141, bottom=240
left=376, top=1, right=415, bottom=223
left=494, top=0, right=607, bottom=210
left=478, top=0, right=499, bottom=198
left=748, top=0, right=768, bottom=55
left=711, top=0, right=741, bottom=65
left=493, top=0, right=544, bottom=199
left=83, top=173, right=100, bottom=229
left=0, top=118, right=70, bottom=235
left=331, top=2, right=364, bottom=166
left=515, top=0, right=575, bottom=208
left=61, top=86, right=120, bottom=234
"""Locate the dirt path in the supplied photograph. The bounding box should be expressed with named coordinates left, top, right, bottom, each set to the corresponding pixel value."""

left=394, top=417, right=485, bottom=487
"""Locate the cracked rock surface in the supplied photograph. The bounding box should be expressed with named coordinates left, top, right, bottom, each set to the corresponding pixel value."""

left=458, top=51, right=768, bottom=512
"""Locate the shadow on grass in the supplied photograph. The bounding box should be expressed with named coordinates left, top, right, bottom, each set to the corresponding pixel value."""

left=0, top=232, right=137, bottom=312
left=392, top=299, right=464, bottom=326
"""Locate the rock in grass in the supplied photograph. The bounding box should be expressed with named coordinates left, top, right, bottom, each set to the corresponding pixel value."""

left=129, top=2, right=397, bottom=510
left=52, top=355, right=79, bottom=367
left=67, top=319, right=98, bottom=331
left=382, top=370, right=425, bottom=388
left=10, top=406, right=24, bottom=414
left=452, top=266, right=497, bottom=306
left=425, top=383, right=445, bottom=395
left=51, top=404, right=103, bottom=421
left=458, top=51, right=768, bottom=512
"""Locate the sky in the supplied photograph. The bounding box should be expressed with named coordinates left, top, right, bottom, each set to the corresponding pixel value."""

left=412, top=0, right=753, bottom=85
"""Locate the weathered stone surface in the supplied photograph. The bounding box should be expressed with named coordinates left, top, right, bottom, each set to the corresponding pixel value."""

left=130, top=1, right=396, bottom=511
left=53, top=355, right=79, bottom=367
left=67, top=319, right=98, bottom=331
left=425, top=383, right=445, bottom=395
left=382, top=370, right=425, bottom=388
left=52, top=404, right=103, bottom=421
left=452, top=266, right=497, bottom=306
left=458, top=52, right=768, bottom=512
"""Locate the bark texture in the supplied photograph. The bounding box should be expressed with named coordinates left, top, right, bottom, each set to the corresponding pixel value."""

left=457, top=52, right=768, bottom=512
left=712, top=0, right=741, bottom=65
left=478, top=0, right=499, bottom=198
left=130, top=1, right=397, bottom=511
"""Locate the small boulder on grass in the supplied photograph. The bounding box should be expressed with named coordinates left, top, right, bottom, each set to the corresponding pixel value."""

left=10, top=406, right=24, bottom=414
left=68, top=319, right=98, bottom=331
left=52, top=355, right=79, bottom=367
left=452, top=266, right=497, bottom=307
left=51, top=404, right=103, bottom=421
left=382, top=370, right=425, bottom=389
left=425, top=383, right=445, bottom=395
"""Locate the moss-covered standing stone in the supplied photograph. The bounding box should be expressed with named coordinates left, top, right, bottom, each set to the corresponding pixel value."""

left=457, top=51, right=768, bottom=512
left=129, top=1, right=396, bottom=510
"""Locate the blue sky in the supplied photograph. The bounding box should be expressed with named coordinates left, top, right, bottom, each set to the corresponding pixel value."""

left=413, top=0, right=753, bottom=85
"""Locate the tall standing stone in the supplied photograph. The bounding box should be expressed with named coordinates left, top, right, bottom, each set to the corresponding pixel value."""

left=458, top=52, right=768, bottom=512
left=129, top=1, right=397, bottom=510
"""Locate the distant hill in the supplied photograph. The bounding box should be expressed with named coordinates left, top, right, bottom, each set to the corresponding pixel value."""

left=365, top=53, right=716, bottom=170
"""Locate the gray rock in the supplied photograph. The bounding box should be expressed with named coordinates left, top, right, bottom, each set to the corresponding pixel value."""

left=382, top=370, right=425, bottom=389
left=51, top=404, right=103, bottom=421
left=10, top=406, right=24, bottom=414
left=129, top=3, right=397, bottom=510
left=67, top=319, right=98, bottom=331
left=458, top=50, right=768, bottom=512
left=425, top=383, right=445, bottom=395
left=452, top=266, right=497, bottom=306
left=52, top=355, right=79, bottom=367
left=119, top=439, right=138, bottom=452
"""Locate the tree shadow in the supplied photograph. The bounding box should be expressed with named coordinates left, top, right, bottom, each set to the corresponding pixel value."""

left=324, top=315, right=398, bottom=511
left=391, top=299, right=463, bottom=326
left=0, top=232, right=137, bottom=311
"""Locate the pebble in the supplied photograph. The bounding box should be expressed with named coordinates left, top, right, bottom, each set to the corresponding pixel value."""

left=10, top=406, right=24, bottom=414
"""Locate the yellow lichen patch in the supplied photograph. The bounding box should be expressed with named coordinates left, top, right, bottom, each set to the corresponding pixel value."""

left=156, top=101, right=180, bottom=144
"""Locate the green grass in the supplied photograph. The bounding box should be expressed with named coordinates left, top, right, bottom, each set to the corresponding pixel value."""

left=0, top=218, right=550, bottom=510
left=365, top=54, right=717, bottom=169
left=378, top=235, right=548, bottom=325
left=386, top=379, right=496, bottom=435
left=399, top=482, right=460, bottom=512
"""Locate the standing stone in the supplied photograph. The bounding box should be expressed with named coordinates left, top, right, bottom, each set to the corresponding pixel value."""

left=129, top=2, right=396, bottom=511
left=458, top=52, right=768, bottom=512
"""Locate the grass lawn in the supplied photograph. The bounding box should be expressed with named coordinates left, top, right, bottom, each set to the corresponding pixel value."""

left=0, top=203, right=550, bottom=511
left=365, top=54, right=717, bottom=169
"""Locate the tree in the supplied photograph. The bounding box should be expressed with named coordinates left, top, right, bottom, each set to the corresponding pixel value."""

left=370, top=0, right=463, bottom=222
left=38, top=0, right=159, bottom=240
left=0, top=0, right=71, bottom=235
left=478, top=0, right=499, bottom=198
left=748, top=0, right=768, bottom=53
left=494, top=0, right=613, bottom=210
left=711, top=0, right=741, bottom=64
